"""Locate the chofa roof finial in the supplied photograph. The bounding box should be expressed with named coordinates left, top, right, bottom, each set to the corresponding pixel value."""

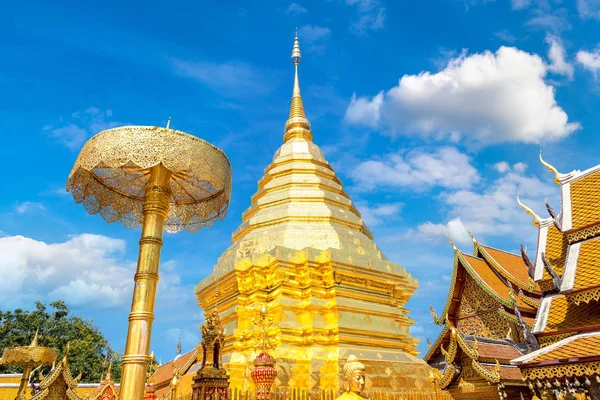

left=517, top=194, right=540, bottom=227
left=539, top=150, right=561, bottom=185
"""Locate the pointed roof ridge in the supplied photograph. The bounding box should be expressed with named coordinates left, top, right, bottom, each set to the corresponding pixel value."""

left=284, top=30, right=313, bottom=142
left=475, top=243, right=540, bottom=293
left=479, top=243, right=520, bottom=258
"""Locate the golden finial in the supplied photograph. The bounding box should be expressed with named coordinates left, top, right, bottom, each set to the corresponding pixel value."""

left=517, top=194, right=540, bottom=227
left=466, top=227, right=477, bottom=244
left=426, top=338, right=431, bottom=349
left=284, top=30, right=312, bottom=142
left=30, top=329, right=39, bottom=347
left=166, top=117, right=171, bottom=129
left=539, top=151, right=561, bottom=185
left=429, top=305, right=438, bottom=322
left=292, top=28, right=301, bottom=66
left=106, top=359, right=113, bottom=381
left=445, top=234, right=457, bottom=250
left=62, top=342, right=70, bottom=365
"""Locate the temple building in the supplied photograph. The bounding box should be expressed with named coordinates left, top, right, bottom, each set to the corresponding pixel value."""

left=510, top=155, right=600, bottom=399
left=194, top=33, right=435, bottom=396
left=0, top=365, right=116, bottom=400
left=146, top=349, right=199, bottom=399
left=425, top=234, right=541, bottom=399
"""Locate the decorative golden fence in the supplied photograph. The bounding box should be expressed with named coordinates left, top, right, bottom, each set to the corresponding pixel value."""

left=169, top=388, right=453, bottom=400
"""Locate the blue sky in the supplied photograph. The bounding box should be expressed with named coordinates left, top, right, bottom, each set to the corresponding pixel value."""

left=2, top=0, right=600, bottom=366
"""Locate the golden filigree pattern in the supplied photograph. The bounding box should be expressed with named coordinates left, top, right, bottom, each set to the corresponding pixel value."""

left=520, top=361, right=600, bottom=380
left=457, top=311, right=510, bottom=339
left=66, top=126, right=232, bottom=233
left=567, top=288, right=600, bottom=305
left=567, top=223, right=600, bottom=244
left=457, top=276, right=499, bottom=317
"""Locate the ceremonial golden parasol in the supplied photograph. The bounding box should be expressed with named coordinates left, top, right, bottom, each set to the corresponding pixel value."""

left=66, top=122, right=232, bottom=400
left=0, top=331, right=59, bottom=399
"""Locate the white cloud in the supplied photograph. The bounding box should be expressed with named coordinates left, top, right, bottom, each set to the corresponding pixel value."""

left=356, top=202, right=402, bottom=226
left=494, top=161, right=511, bottom=173
left=45, top=107, right=122, bottom=151
left=0, top=234, right=182, bottom=310
left=416, top=170, right=557, bottom=244
left=494, top=30, right=517, bottom=44
left=511, top=0, right=532, bottom=10
left=15, top=201, right=45, bottom=214
left=577, top=0, right=600, bottom=20
left=286, top=2, right=308, bottom=14
left=345, top=91, right=383, bottom=128
left=409, top=218, right=472, bottom=246
left=525, top=9, right=571, bottom=34
left=545, top=35, right=574, bottom=79
left=576, top=47, right=600, bottom=77
left=346, top=0, right=385, bottom=33
left=513, top=162, right=528, bottom=172
left=351, top=147, right=480, bottom=191
left=298, top=25, right=331, bottom=53
left=494, top=161, right=528, bottom=174
left=345, top=46, right=580, bottom=145
left=171, top=59, right=272, bottom=97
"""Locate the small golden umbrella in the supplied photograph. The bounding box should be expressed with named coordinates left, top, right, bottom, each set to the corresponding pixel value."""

left=0, top=331, right=59, bottom=399
left=66, top=122, right=232, bottom=400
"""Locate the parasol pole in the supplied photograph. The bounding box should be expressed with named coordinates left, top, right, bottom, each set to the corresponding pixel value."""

left=120, top=164, right=172, bottom=400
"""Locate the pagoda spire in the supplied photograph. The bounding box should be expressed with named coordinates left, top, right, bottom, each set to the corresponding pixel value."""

left=284, top=29, right=313, bottom=142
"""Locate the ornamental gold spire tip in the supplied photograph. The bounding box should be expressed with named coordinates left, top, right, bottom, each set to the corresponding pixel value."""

left=284, top=30, right=313, bottom=142
left=30, top=329, right=39, bottom=347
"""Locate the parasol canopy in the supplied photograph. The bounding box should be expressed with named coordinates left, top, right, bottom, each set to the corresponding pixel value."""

left=0, top=333, right=58, bottom=368
left=66, top=126, right=232, bottom=233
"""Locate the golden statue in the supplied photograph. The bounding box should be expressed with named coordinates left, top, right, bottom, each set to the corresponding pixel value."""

left=337, top=355, right=369, bottom=400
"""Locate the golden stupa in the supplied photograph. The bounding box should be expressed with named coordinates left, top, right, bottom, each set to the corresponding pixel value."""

left=195, top=33, right=434, bottom=396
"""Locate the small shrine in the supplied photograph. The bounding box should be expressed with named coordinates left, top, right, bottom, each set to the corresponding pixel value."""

left=191, top=292, right=230, bottom=400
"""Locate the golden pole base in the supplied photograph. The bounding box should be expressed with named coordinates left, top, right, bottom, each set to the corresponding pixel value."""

left=119, top=165, right=172, bottom=400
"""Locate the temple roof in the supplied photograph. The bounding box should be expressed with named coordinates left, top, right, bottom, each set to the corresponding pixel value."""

left=533, top=294, right=600, bottom=334
left=512, top=331, right=600, bottom=366
left=475, top=243, right=539, bottom=292
left=431, top=239, right=539, bottom=326
left=149, top=349, right=197, bottom=393
left=464, top=339, right=522, bottom=362
left=425, top=325, right=525, bottom=387
left=32, top=353, right=82, bottom=400
left=85, top=367, right=118, bottom=400
left=522, top=155, right=600, bottom=297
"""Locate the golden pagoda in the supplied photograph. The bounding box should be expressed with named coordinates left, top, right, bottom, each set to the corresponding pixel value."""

left=426, top=235, right=541, bottom=399
left=194, top=33, right=435, bottom=397
left=510, top=154, right=600, bottom=399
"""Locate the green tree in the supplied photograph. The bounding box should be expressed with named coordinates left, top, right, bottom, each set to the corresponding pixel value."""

left=0, top=301, right=122, bottom=383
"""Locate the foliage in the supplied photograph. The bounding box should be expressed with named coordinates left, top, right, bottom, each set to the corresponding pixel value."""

left=0, top=301, right=122, bottom=383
